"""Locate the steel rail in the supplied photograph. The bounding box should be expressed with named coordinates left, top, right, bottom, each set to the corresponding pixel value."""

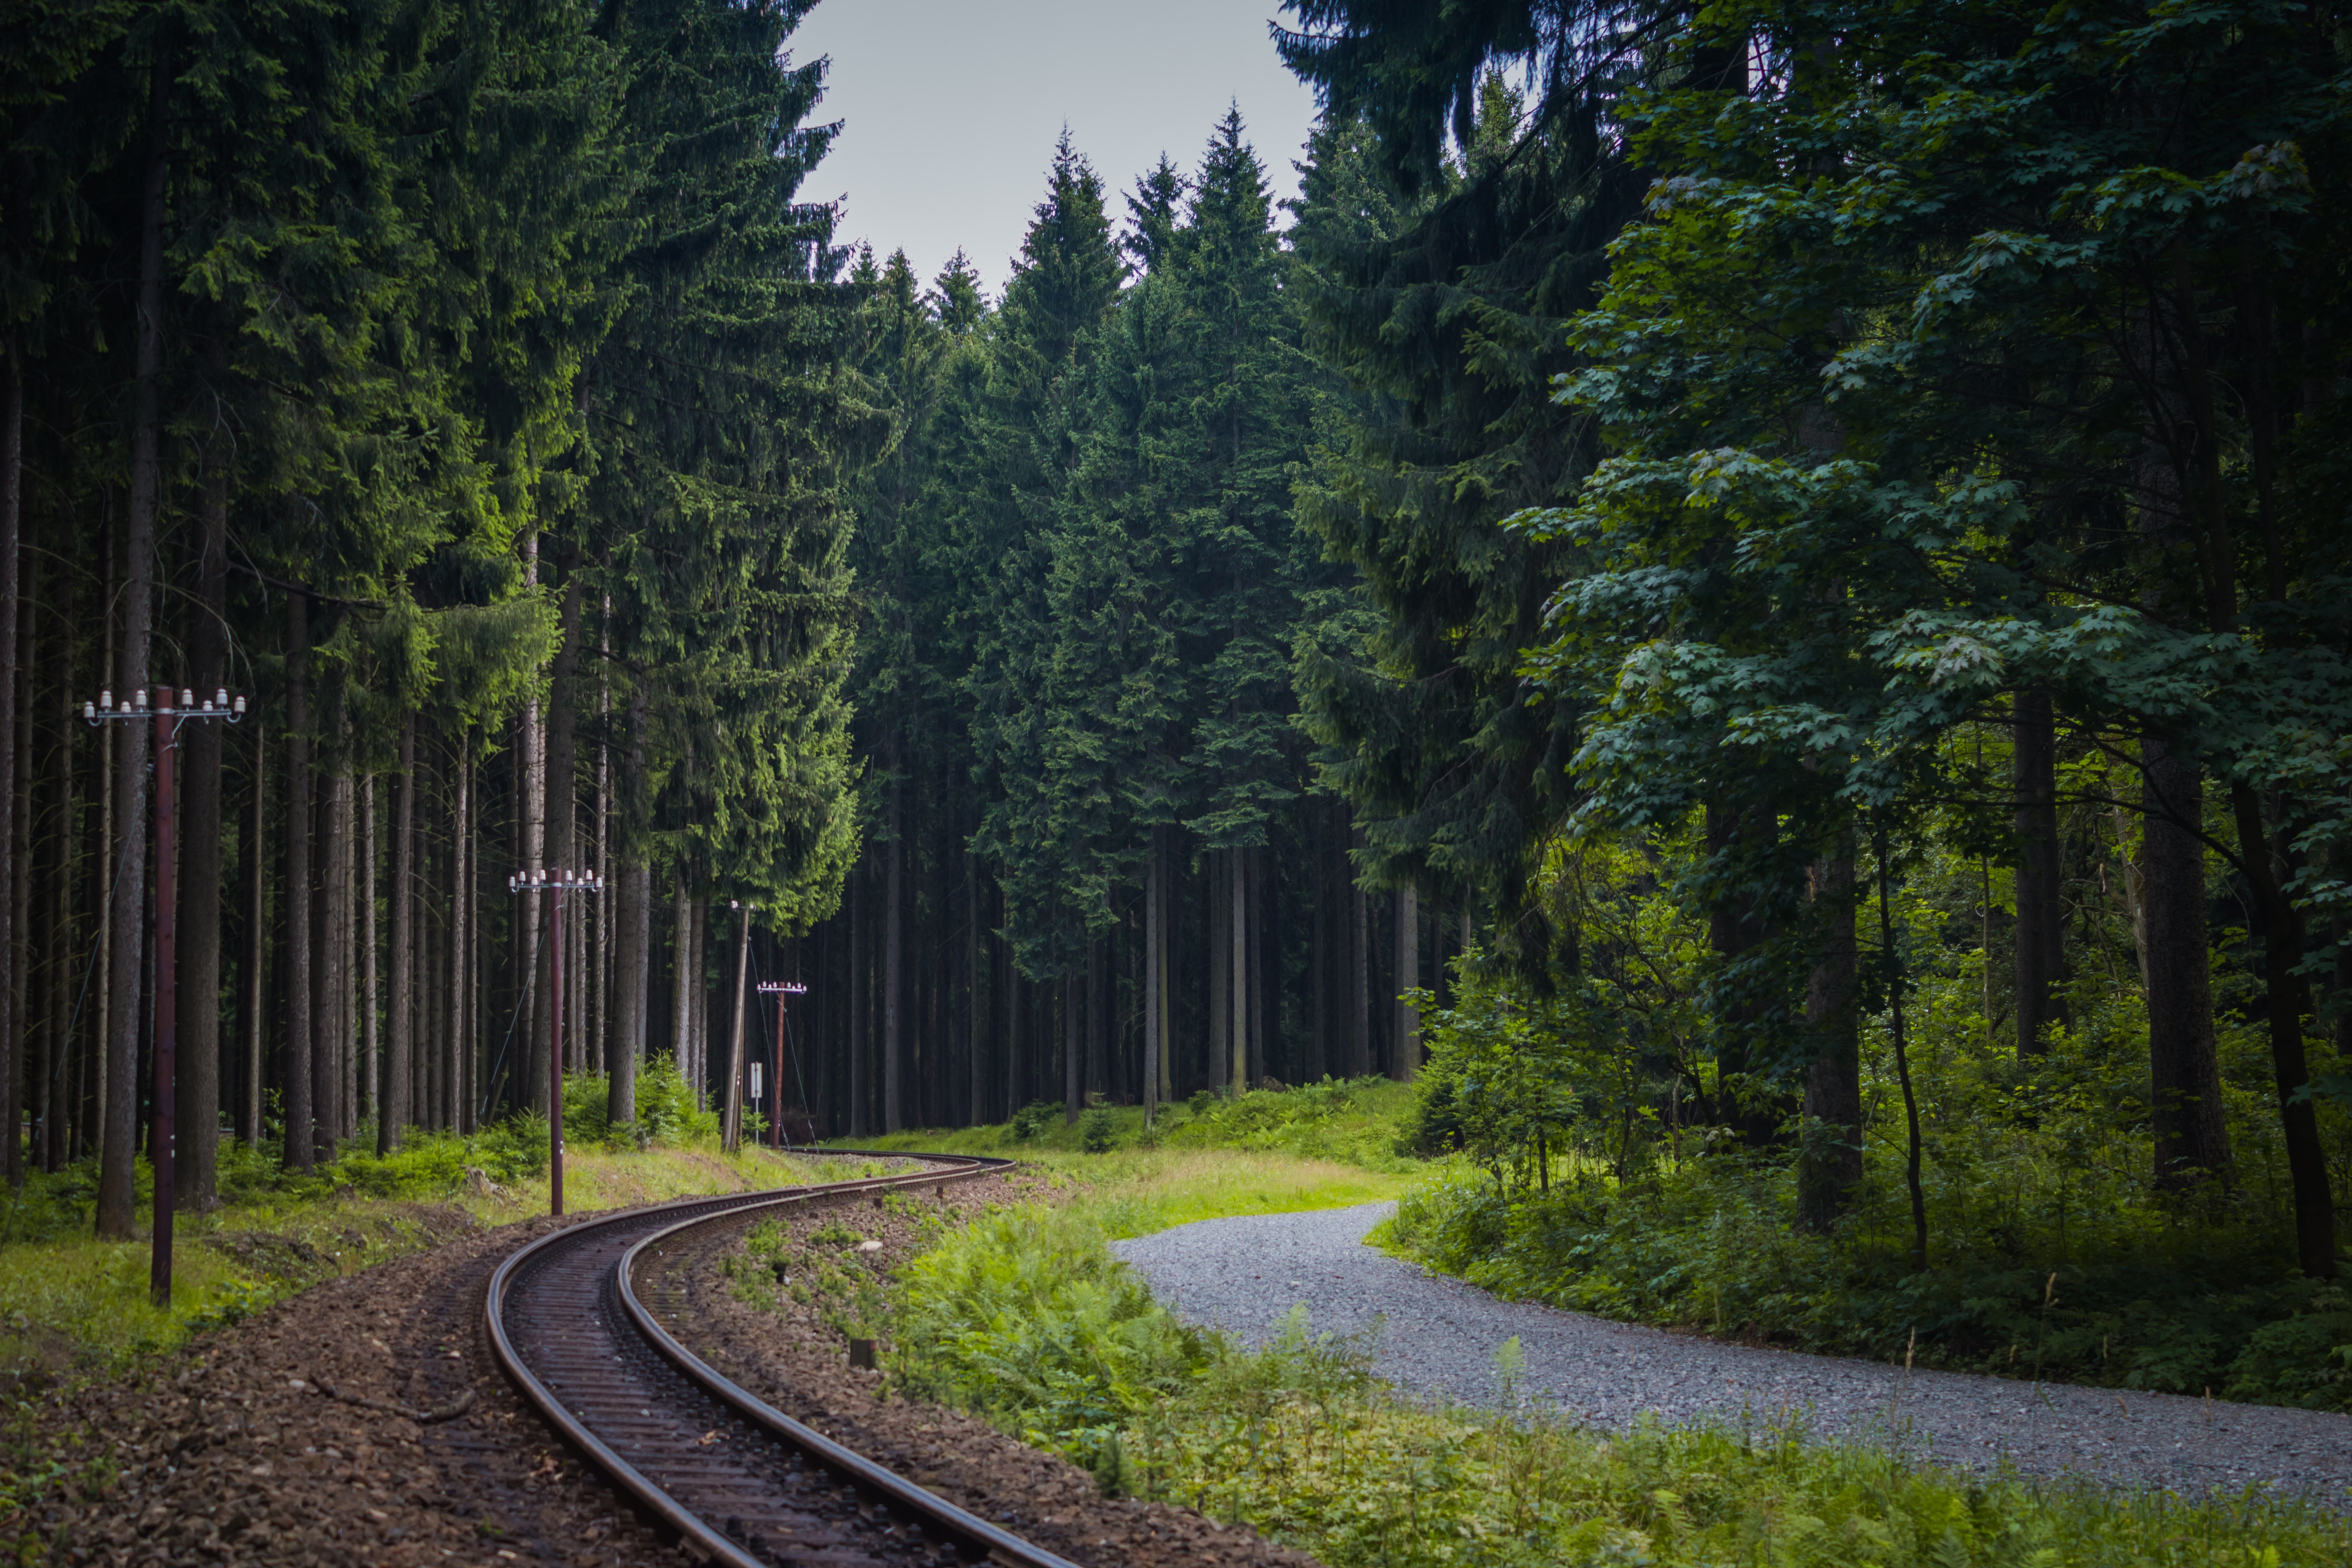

left=484, top=1151, right=1080, bottom=1568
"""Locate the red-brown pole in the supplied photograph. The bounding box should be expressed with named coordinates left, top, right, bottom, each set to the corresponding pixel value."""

left=549, top=883, right=565, bottom=1217
left=151, top=690, right=176, bottom=1307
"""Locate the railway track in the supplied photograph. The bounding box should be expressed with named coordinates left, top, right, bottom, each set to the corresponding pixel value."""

left=485, top=1152, right=1080, bottom=1568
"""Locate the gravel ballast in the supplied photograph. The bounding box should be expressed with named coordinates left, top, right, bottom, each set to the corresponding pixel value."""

left=1112, top=1202, right=2352, bottom=1499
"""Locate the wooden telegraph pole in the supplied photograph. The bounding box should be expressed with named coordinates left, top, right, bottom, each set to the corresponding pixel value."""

left=756, top=979, right=805, bottom=1147
left=83, top=685, right=245, bottom=1305
left=509, top=866, right=603, bottom=1215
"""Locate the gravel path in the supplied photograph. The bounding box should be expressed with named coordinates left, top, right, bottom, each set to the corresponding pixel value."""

left=1112, top=1202, right=2352, bottom=1499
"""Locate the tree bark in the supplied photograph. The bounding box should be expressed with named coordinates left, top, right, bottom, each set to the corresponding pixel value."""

left=856, top=865, right=875, bottom=1133
left=2141, top=740, right=2230, bottom=1191
left=360, top=776, right=377, bottom=1131
left=1393, top=883, right=1420, bottom=1081
left=381, top=715, right=414, bottom=1152
left=671, top=873, right=691, bottom=1083
left=314, top=730, right=351, bottom=1159
left=243, top=721, right=264, bottom=1147
left=1086, top=934, right=1106, bottom=1107
left=966, top=850, right=981, bottom=1126
left=1349, top=826, right=1370, bottom=1078
left=0, top=330, right=20, bottom=1188
left=1143, top=832, right=1161, bottom=1124
left=594, top=606, right=611, bottom=1076
left=1062, top=967, right=1080, bottom=1119
left=39, top=586, right=73, bottom=1171
left=883, top=775, right=904, bottom=1132
left=173, top=399, right=230, bottom=1201
left=608, top=679, right=649, bottom=1130
left=544, top=576, right=581, bottom=1077
left=9, top=564, right=29, bottom=1187
left=452, top=735, right=474, bottom=1131
left=2012, top=686, right=2068, bottom=1058
left=1209, top=848, right=1229, bottom=1093
left=2164, top=247, right=2329, bottom=1275
left=1797, top=844, right=1861, bottom=1230
left=98, top=55, right=171, bottom=1234
left=281, top=592, right=313, bottom=1171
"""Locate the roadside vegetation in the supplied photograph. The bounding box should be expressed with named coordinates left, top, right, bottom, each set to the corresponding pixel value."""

left=872, top=1137, right=2352, bottom=1568
left=0, top=1057, right=829, bottom=1383
left=1384, top=905, right=2352, bottom=1412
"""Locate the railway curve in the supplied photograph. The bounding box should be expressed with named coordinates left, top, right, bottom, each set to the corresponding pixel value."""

left=485, top=1152, right=1078, bottom=1568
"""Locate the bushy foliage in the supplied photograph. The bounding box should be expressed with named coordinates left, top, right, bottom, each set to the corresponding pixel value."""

left=892, top=1185, right=2352, bottom=1565
left=890, top=1205, right=1216, bottom=1486
left=1159, top=1077, right=1420, bottom=1172
left=1385, top=839, right=2352, bottom=1406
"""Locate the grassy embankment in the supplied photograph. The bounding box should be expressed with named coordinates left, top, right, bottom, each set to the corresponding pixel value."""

left=0, top=1059, right=856, bottom=1382
left=833, top=1079, right=2352, bottom=1567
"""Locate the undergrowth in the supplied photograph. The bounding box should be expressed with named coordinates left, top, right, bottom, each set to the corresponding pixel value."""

left=889, top=1199, right=2352, bottom=1568
left=1381, top=949, right=2352, bottom=1411
left=831, top=1074, right=1419, bottom=1171
left=0, top=1053, right=804, bottom=1385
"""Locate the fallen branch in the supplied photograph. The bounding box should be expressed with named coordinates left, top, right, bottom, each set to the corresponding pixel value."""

left=315, top=1381, right=477, bottom=1425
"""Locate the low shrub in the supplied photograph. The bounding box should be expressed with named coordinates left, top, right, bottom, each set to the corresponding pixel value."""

left=893, top=1190, right=2352, bottom=1566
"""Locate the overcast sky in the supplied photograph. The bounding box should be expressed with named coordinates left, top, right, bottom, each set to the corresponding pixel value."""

left=788, top=0, right=1321, bottom=299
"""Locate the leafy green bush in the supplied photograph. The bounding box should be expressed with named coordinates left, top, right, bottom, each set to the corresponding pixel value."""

left=891, top=1204, right=1216, bottom=1487
left=1010, top=1101, right=1060, bottom=1141
left=1081, top=1107, right=1117, bottom=1154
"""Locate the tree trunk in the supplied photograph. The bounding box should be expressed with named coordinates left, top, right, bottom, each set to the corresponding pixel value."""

left=39, top=591, right=73, bottom=1171
left=176, top=397, right=230, bottom=1200
left=593, top=608, right=611, bottom=1077
left=98, top=56, right=171, bottom=1234
left=454, top=736, right=475, bottom=1132
left=1086, top=934, right=1106, bottom=1107
left=1349, top=828, right=1371, bottom=1079
left=360, top=776, right=377, bottom=1132
left=1143, top=832, right=1161, bottom=1124
left=381, top=715, right=415, bottom=1152
left=1209, top=848, right=1229, bottom=1093
left=608, top=680, right=648, bottom=1130
left=1797, top=843, right=1861, bottom=1230
left=966, top=851, right=981, bottom=1126
left=671, top=873, right=691, bottom=1081
left=2012, top=686, right=2068, bottom=1058
left=243, top=721, right=264, bottom=1147
left=313, top=717, right=351, bottom=1160
left=2142, top=740, right=2230, bottom=1191
left=1393, top=883, right=1420, bottom=1081
left=8, top=569, right=29, bottom=1188
left=1705, top=800, right=1778, bottom=1143
left=847, top=863, right=865, bottom=1135
left=544, top=577, right=580, bottom=1078
left=1062, top=967, right=1080, bottom=1120
left=686, top=893, right=701, bottom=1105
left=0, top=329, right=20, bottom=1188
left=883, top=777, right=904, bottom=1133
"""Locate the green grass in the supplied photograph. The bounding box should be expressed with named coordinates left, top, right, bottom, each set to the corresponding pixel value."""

left=835, top=1075, right=1421, bottom=1172
left=0, top=1064, right=838, bottom=1386
left=867, top=1148, right=2352, bottom=1568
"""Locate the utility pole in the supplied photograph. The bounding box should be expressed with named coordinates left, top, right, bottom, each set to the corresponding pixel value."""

left=508, top=866, right=602, bottom=1215
left=723, top=902, right=755, bottom=1152
left=83, top=685, right=244, bottom=1305
left=757, top=979, right=805, bottom=1148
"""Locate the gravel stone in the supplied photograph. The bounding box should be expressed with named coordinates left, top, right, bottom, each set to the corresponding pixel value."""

left=1113, top=1202, right=2352, bottom=1499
